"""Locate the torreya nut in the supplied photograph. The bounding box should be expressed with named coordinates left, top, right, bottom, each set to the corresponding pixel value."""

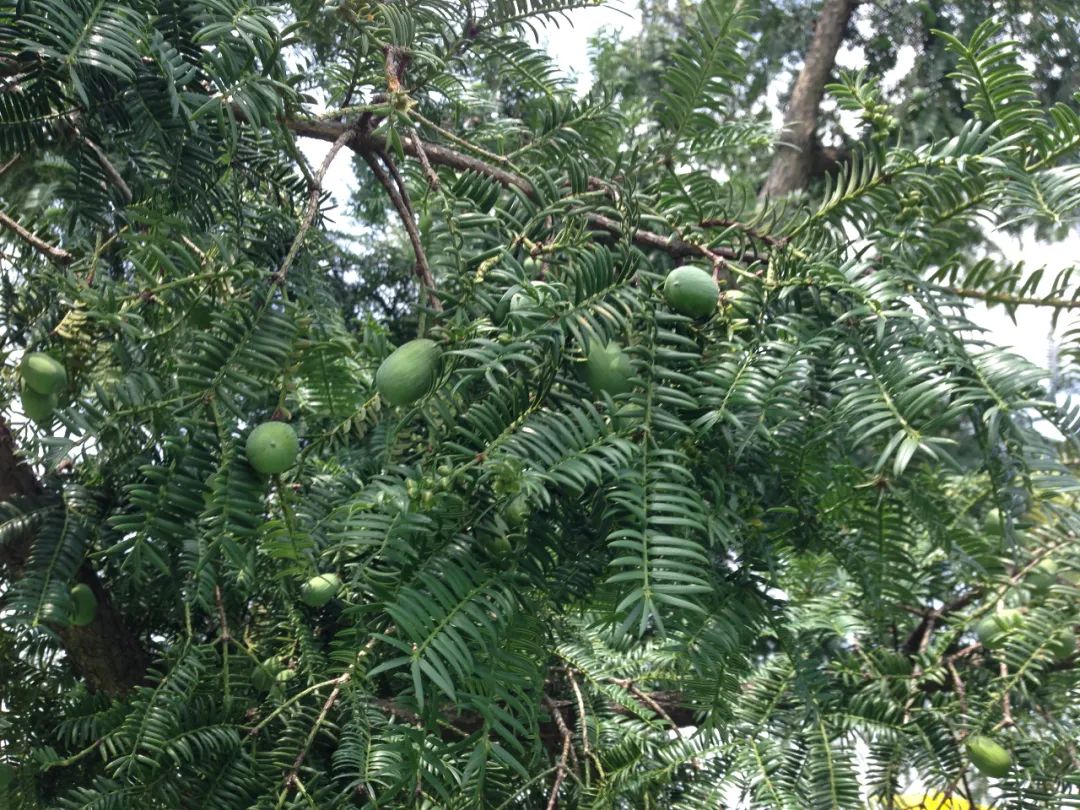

left=69, top=583, right=97, bottom=627
left=663, top=266, right=719, bottom=319
left=375, top=338, right=442, bottom=407
left=522, top=255, right=542, bottom=275
left=488, top=534, right=512, bottom=556
left=300, top=573, right=341, bottom=608
left=584, top=341, right=634, bottom=398
left=1027, top=559, right=1058, bottom=593
left=504, top=494, right=530, bottom=528
left=965, top=735, right=1012, bottom=778
left=252, top=656, right=285, bottom=692
left=1048, top=628, right=1076, bottom=660
left=245, top=422, right=299, bottom=475
left=0, top=762, right=13, bottom=790
left=21, top=387, right=57, bottom=424
left=19, top=351, right=67, bottom=395
left=975, top=609, right=1024, bottom=649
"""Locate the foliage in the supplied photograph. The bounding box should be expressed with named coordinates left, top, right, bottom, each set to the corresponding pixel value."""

left=0, top=1, right=1079, bottom=808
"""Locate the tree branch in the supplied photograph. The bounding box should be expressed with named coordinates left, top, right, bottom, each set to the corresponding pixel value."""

left=276, top=124, right=356, bottom=282
left=0, top=211, right=74, bottom=265
left=929, top=282, right=1080, bottom=310
left=760, top=0, right=860, bottom=199
left=359, top=150, right=442, bottom=311
left=284, top=117, right=762, bottom=271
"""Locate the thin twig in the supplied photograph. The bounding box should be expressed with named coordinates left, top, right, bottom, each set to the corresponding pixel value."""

left=360, top=150, right=442, bottom=311
left=543, top=696, right=572, bottom=810
left=998, top=660, right=1013, bottom=727
left=612, top=678, right=687, bottom=741
left=0, top=211, right=74, bottom=265
left=80, top=135, right=132, bottom=202
left=567, top=671, right=591, bottom=762
left=281, top=676, right=349, bottom=795
left=214, top=585, right=231, bottom=643
left=276, top=125, right=356, bottom=282
left=929, top=282, right=1080, bottom=310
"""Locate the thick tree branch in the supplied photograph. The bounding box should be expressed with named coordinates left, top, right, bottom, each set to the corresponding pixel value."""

left=760, top=0, right=860, bottom=199
left=0, top=211, right=74, bottom=265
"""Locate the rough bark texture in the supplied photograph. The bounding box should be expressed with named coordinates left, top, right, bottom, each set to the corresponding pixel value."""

left=760, top=0, right=860, bottom=200
left=0, top=418, right=149, bottom=696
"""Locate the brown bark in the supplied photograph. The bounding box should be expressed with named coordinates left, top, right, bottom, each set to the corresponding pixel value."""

left=760, top=0, right=859, bottom=200
left=0, top=418, right=149, bottom=696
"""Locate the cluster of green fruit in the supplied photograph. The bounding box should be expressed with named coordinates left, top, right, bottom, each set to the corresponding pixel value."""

left=17, top=351, right=67, bottom=424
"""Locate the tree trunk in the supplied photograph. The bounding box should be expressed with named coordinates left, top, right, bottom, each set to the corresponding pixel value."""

left=0, top=418, right=149, bottom=696
left=760, top=0, right=859, bottom=200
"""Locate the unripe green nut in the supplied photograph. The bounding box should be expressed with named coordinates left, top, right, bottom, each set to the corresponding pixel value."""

left=965, top=735, right=1012, bottom=778
left=19, top=352, right=67, bottom=395
left=21, top=387, right=57, bottom=424
left=69, top=583, right=97, bottom=627
left=300, top=573, right=341, bottom=608
left=245, top=422, right=299, bottom=475
left=375, top=339, right=442, bottom=407
left=663, top=266, right=719, bottom=318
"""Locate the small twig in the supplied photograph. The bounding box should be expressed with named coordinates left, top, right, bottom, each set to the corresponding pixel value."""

left=276, top=124, right=356, bottom=282
left=929, top=282, right=1080, bottom=310
left=360, top=149, right=442, bottom=311
left=998, top=660, right=1013, bottom=727
left=567, top=671, right=591, bottom=762
left=281, top=676, right=349, bottom=794
left=543, top=696, right=572, bottom=810
left=699, top=217, right=789, bottom=249
left=214, top=585, right=231, bottom=643
left=181, top=235, right=209, bottom=266
left=0, top=211, right=74, bottom=265
left=80, top=135, right=132, bottom=203
left=612, top=678, right=687, bottom=741
left=410, top=130, right=442, bottom=190
left=946, top=660, right=967, bottom=717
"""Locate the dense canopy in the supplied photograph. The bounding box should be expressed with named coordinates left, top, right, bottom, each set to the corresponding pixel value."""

left=1, top=1, right=1080, bottom=808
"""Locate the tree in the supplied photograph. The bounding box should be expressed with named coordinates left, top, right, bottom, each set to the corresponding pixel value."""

left=596, top=0, right=1080, bottom=196
left=1, top=1, right=1080, bottom=807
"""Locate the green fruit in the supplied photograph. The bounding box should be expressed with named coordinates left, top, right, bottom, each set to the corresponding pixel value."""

left=965, top=735, right=1012, bottom=778
left=69, top=583, right=97, bottom=627
left=245, top=422, right=299, bottom=475
left=488, top=534, right=512, bottom=556
left=984, top=509, right=1003, bottom=533
left=505, top=494, right=529, bottom=527
left=0, top=762, right=13, bottom=790
left=975, top=609, right=1024, bottom=649
left=1027, top=559, right=1057, bottom=593
left=300, top=573, right=341, bottom=608
left=375, top=339, right=442, bottom=406
left=1048, top=629, right=1076, bottom=659
left=522, top=256, right=542, bottom=274
left=252, top=656, right=284, bottom=692
left=19, top=351, right=67, bottom=395
left=21, top=387, right=57, bottom=423
left=584, top=341, right=634, bottom=398
left=663, top=266, right=718, bottom=319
